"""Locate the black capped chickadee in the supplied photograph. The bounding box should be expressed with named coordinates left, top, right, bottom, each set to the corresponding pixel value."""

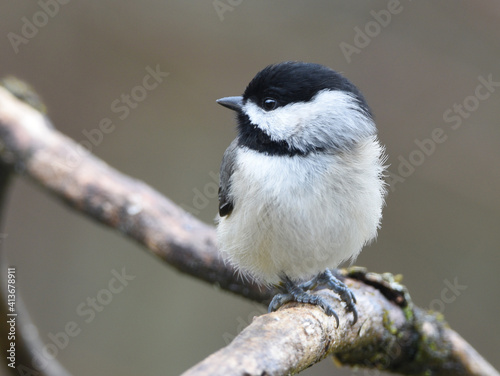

left=216, top=61, right=386, bottom=325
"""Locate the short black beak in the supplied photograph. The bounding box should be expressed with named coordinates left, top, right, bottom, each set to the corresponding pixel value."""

left=216, top=96, right=243, bottom=112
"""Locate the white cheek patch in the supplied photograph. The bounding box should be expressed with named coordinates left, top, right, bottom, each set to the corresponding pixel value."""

left=243, top=101, right=302, bottom=141
left=242, top=90, right=375, bottom=152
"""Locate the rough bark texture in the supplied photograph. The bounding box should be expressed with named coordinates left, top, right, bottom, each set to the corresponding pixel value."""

left=0, top=84, right=498, bottom=376
left=183, top=274, right=499, bottom=376
left=0, top=85, right=271, bottom=304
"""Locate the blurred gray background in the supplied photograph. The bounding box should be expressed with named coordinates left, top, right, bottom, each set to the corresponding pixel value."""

left=1, top=1, right=499, bottom=375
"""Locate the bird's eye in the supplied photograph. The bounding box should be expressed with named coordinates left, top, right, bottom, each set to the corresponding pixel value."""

left=262, top=97, right=278, bottom=111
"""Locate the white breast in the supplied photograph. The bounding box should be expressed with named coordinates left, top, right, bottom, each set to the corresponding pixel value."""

left=216, top=137, right=386, bottom=285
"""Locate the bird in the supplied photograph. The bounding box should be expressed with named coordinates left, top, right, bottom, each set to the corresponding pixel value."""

left=215, top=61, right=386, bottom=325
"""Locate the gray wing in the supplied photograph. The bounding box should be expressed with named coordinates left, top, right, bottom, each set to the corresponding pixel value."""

left=218, top=139, right=239, bottom=217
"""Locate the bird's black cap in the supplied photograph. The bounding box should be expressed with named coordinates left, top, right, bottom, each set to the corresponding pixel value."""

left=243, top=61, right=371, bottom=116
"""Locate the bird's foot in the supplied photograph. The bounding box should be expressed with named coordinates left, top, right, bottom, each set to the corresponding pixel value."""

left=269, top=275, right=340, bottom=327
left=268, top=270, right=358, bottom=326
left=302, top=269, right=358, bottom=324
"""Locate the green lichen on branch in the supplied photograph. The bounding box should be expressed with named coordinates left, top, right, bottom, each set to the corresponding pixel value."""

left=1, top=76, right=47, bottom=114
left=336, top=267, right=491, bottom=376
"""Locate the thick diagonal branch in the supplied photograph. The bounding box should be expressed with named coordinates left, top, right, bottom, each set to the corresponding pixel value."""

left=0, top=85, right=270, bottom=303
left=183, top=282, right=499, bottom=376
left=0, top=86, right=498, bottom=376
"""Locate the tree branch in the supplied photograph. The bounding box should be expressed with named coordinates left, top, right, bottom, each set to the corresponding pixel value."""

left=182, top=279, right=498, bottom=376
left=0, top=85, right=270, bottom=304
left=0, top=85, right=497, bottom=376
left=0, top=80, right=73, bottom=376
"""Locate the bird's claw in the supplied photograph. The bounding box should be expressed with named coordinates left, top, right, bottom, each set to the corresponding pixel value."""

left=269, top=288, right=340, bottom=328
left=268, top=270, right=358, bottom=326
